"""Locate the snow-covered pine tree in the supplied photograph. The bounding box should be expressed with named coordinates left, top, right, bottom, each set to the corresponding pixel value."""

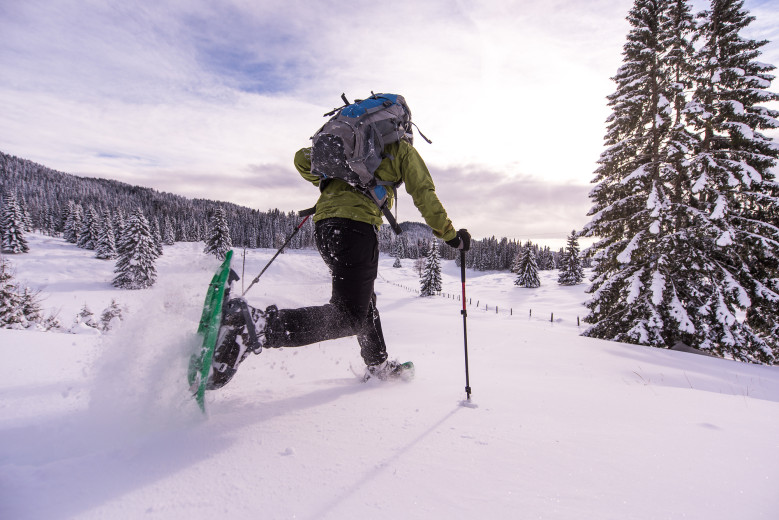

left=95, top=211, right=117, bottom=260
left=1, top=192, right=30, bottom=254
left=18, top=195, right=33, bottom=232
left=47, top=205, right=60, bottom=236
left=558, top=231, right=584, bottom=286
left=77, top=205, right=99, bottom=250
left=540, top=246, right=556, bottom=270
left=392, top=239, right=403, bottom=268
left=515, top=242, right=541, bottom=288
left=0, top=259, right=23, bottom=327
left=420, top=241, right=442, bottom=297
left=63, top=201, right=82, bottom=244
left=112, top=208, right=158, bottom=289
left=151, top=218, right=163, bottom=257
left=584, top=0, right=779, bottom=364
left=682, top=0, right=779, bottom=362
left=112, top=208, right=125, bottom=240
left=19, top=286, right=42, bottom=325
left=163, top=217, right=176, bottom=245
left=204, top=207, right=232, bottom=260
left=582, top=0, right=698, bottom=348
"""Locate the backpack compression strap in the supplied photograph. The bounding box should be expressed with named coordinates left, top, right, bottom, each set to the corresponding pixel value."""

left=369, top=181, right=403, bottom=235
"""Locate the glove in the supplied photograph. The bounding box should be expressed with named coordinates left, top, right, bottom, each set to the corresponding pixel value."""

left=446, top=229, right=471, bottom=251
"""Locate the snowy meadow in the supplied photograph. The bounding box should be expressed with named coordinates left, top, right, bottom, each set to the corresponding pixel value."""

left=1, top=234, right=778, bottom=520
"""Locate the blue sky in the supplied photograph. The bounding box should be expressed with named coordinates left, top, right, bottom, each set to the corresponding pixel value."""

left=1, top=0, right=777, bottom=243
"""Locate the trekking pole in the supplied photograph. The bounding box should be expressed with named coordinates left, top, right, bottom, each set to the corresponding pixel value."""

left=460, top=249, right=472, bottom=400
left=242, top=208, right=315, bottom=297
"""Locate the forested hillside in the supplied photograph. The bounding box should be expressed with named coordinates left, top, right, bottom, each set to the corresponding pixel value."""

left=2, top=150, right=572, bottom=271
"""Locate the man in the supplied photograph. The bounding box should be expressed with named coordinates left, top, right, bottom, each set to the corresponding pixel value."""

left=208, top=96, right=470, bottom=389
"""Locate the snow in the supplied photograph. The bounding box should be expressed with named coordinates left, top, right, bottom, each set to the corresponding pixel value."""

left=617, top=232, right=643, bottom=264
left=711, top=195, right=727, bottom=220
left=620, top=163, right=649, bottom=185
left=2, top=234, right=779, bottom=519
left=717, top=230, right=734, bottom=247
left=724, top=121, right=754, bottom=140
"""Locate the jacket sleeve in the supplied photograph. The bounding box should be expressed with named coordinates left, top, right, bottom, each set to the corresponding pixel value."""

left=294, top=147, right=320, bottom=186
left=400, top=143, right=457, bottom=241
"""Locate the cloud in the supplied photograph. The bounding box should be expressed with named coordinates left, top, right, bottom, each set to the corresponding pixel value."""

left=417, top=164, right=593, bottom=241
left=0, top=0, right=776, bottom=244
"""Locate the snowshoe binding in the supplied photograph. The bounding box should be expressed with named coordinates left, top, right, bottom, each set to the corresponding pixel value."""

left=363, top=360, right=415, bottom=382
left=206, top=298, right=266, bottom=390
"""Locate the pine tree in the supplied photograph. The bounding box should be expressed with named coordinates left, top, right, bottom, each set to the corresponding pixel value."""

left=0, top=259, right=24, bottom=327
left=19, top=286, right=42, bottom=325
left=583, top=0, right=697, bottom=348
left=558, top=231, right=584, bottom=286
left=420, top=241, right=442, bottom=297
left=510, top=250, right=522, bottom=274
left=163, top=217, right=176, bottom=245
left=515, top=242, right=541, bottom=288
left=151, top=218, right=163, bottom=257
left=112, top=208, right=125, bottom=239
left=63, top=201, right=82, bottom=244
left=18, top=195, right=33, bottom=232
left=112, top=209, right=158, bottom=289
left=681, top=0, right=779, bottom=362
left=1, top=193, right=30, bottom=254
left=95, top=211, right=117, bottom=260
left=535, top=246, right=552, bottom=270
left=77, top=205, right=99, bottom=250
left=584, top=0, right=779, bottom=363
left=204, top=207, right=232, bottom=260
left=392, top=239, right=403, bottom=268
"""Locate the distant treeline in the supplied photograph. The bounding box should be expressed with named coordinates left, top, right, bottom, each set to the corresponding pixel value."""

left=1, top=151, right=575, bottom=271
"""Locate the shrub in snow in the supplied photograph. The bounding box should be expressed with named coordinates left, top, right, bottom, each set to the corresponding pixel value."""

left=99, top=299, right=125, bottom=331
left=73, top=303, right=98, bottom=329
left=42, top=311, right=65, bottom=332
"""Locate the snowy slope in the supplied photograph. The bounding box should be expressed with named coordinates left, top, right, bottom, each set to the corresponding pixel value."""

left=1, top=234, right=778, bottom=520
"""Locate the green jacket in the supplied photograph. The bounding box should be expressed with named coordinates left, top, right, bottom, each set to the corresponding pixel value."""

left=294, top=140, right=456, bottom=241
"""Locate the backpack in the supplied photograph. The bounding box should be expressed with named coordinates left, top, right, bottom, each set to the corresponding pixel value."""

left=310, top=93, right=429, bottom=234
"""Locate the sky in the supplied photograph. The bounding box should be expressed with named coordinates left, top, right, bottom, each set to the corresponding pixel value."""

left=1, top=0, right=778, bottom=243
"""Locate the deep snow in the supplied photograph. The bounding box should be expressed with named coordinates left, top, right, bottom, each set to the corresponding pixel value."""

left=1, top=234, right=778, bottom=520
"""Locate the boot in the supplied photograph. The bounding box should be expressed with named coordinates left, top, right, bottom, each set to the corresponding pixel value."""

left=363, top=359, right=414, bottom=381
left=207, top=298, right=266, bottom=390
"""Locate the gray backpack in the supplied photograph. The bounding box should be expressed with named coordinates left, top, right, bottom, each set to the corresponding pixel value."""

left=310, top=93, right=430, bottom=234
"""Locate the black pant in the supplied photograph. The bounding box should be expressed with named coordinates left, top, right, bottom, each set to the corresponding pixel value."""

left=263, top=218, right=389, bottom=366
